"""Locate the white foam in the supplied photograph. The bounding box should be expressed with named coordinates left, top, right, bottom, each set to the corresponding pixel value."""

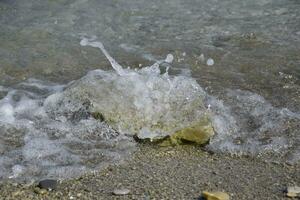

left=206, top=58, right=214, bottom=66
left=0, top=103, right=15, bottom=123
left=17, top=78, right=65, bottom=93
left=9, top=165, right=25, bottom=179
left=165, top=54, right=174, bottom=63
left=207, top=89, right=300, bottom=162
left=0, top=91, right=16, bottom=123
left=0, top=77, right=135, bottom=181
left=0, top=86, right=8, bottom=92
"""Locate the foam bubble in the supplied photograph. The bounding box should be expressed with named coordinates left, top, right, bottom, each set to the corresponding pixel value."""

left=206, top=58, right=214, bottom=66
left=9, top=165, right=25, bottom=179
left=0, top=103, right=15, bottom=123
left=207, top=89, right=300, bottom=163
left=0, top=77, right=135, bottom=181
left=165, top=54, right=174, bottom=63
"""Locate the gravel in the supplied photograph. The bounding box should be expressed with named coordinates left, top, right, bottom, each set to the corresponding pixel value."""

left=0, top=144, right=299, bottom=200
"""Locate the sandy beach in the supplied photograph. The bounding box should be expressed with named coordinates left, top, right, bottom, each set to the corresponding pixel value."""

left=1, top=144, right=299, bottom=200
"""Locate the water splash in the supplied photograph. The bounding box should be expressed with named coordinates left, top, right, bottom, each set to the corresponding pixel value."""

left=0, top=38, right=299, bottom=182
left=80, top=38, right=126, bottom=76
left=48, top=38, right=210, bottom=139
left=0, top=38, right=210, bottom=181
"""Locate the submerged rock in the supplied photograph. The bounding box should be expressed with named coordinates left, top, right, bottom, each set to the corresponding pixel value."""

left=43, top=38, right=215, bottom=144
left=38, top=179, right=57, bottom=191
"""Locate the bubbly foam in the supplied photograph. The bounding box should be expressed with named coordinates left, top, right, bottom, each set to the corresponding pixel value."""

left=208, top=89, right=300, bottom=163
left=0, top=78, right=134, bottom=182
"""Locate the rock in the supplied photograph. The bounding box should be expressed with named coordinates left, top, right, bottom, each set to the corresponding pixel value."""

left=45, top=56, right=211, bottom=143
left=160, top=116, right=214, bottom=146
left=113, top=188, right=130, bottom=195
left=202, top=191, right=230, bottom=200
left=38, top=179, right=57, bottom=191
left=286, top=186, right=300, bottom=198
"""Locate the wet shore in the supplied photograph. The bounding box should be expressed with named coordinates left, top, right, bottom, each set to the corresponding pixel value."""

left=1, top=144, right=299, bottom=200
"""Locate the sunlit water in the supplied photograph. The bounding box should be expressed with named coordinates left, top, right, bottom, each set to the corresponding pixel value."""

left=0, top=0, right=299, bottom=181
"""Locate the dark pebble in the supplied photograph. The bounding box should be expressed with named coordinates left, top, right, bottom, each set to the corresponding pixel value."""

left=38, top=179, right=57, bottom=191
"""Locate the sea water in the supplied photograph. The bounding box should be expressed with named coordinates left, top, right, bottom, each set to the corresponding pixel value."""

left=0, top=37, right=299, bottom=181
left=0, top=0, right=299, bottom=181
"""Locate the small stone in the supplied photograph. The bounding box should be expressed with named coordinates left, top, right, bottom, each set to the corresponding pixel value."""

left=38, top=179, right=57, bottom=191
left=34, top=187, right=48, bottom=195
left=286, top=186, right=300, bottom=198
left=202, top=191, right=230, bottom=200
left=164, top=116, right=214, bottom=146
left=113, top=188, right=130, bottom=195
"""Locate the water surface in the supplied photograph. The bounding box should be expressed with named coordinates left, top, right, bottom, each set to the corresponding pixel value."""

left=0, top=0, right=299, bottom=181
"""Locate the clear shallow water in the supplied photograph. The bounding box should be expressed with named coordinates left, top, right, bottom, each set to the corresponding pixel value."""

left=0, top=0, right=299, bottom=181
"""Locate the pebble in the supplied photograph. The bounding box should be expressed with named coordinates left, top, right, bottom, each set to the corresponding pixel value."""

left=38, top=179, right=57, bottom=191
left=33, top=187, right=48, bottom=195
left=12, top=190, right=23, bottom=197
left=286, top=186, right=300, bottom=198
left=113, top=188, right=130, bottom=195
left=202, top=191, right=230, bottom=200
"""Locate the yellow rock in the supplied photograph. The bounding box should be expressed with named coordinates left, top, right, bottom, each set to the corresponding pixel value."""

left=202, top=191, right=230, bottom=200
left=167, top=116, right=214, bottom=145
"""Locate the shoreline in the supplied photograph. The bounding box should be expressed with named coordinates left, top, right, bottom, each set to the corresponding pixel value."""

left=1, top=144, right=299, bottom=199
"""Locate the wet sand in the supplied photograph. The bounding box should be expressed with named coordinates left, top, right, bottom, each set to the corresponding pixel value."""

left=0, top=144, right=299, bottom=200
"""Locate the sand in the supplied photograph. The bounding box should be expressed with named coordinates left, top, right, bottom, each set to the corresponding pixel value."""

left=0, top=144, right=299, bottom=200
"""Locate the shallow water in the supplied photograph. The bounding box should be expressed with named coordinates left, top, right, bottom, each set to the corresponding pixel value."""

left=0, top=0, right=299, bottom=181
